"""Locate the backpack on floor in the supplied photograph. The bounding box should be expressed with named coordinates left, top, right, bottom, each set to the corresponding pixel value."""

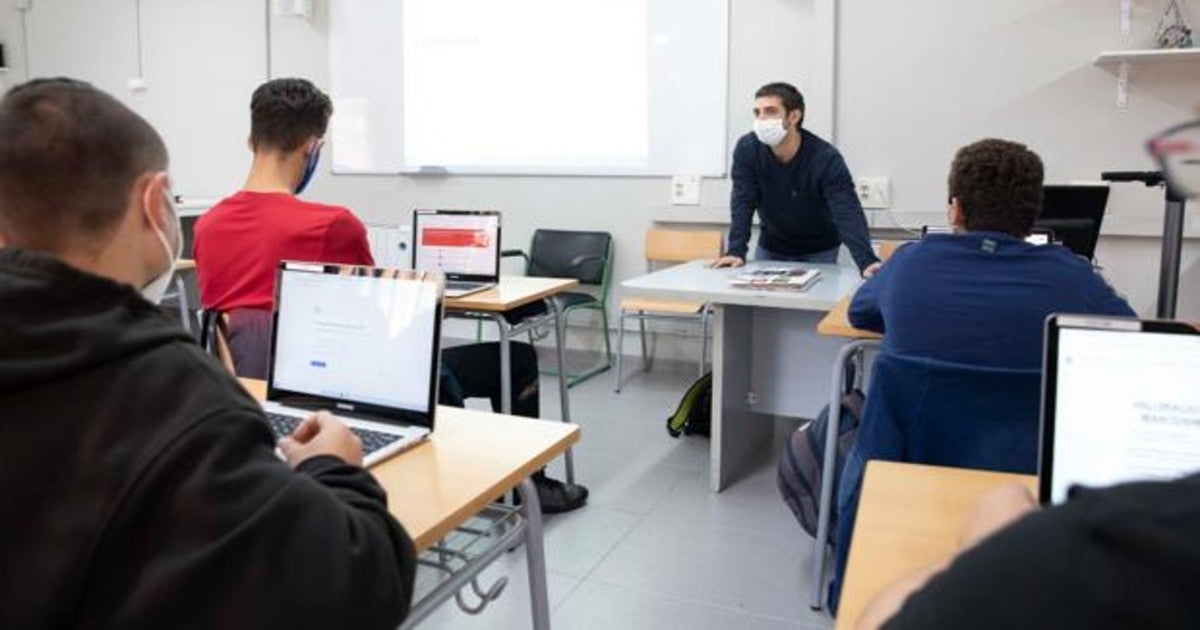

left=666, top=372, right=712, bottom=437
left=777, top=389, right=865, bottom=542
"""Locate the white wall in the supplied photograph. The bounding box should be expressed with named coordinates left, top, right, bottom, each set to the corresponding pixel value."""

left=2, top=0, right=1198, bottom=360
left=838, top=0, right=1200, bottom=318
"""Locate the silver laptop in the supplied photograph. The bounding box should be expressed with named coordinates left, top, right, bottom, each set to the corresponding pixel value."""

left=1038, top=315, right=1200, bottom=504
left=412, top=209, right=501, bottom=298
left=262, top=261, right=444, bottom=467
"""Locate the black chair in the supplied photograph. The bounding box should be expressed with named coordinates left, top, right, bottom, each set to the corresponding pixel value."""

left=503, top=229, right=614, bottom=387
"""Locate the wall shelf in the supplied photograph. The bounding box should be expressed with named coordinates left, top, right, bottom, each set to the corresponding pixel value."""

left=1094, top=47, right=1200, bottom=65
left=1093, top=48, right=1200, bottom=108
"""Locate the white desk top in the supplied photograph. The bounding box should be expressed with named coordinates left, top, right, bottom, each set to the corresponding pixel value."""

left=621, top=259, right=862, bottom=311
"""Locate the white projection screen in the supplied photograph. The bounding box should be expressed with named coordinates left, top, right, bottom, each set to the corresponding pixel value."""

left=329, top=0, right=729, bottom=176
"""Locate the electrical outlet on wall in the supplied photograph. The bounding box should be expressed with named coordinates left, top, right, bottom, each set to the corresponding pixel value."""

left=671, top=175, right=701, bottom=205
left=855, top=176, right=891, bottom=209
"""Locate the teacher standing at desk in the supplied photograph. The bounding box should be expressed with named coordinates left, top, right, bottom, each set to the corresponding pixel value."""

left=712, top=82, right=881, bottom=277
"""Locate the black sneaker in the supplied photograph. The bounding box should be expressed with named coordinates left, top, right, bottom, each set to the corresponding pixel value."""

left=519, top=475, right=588, bottom=514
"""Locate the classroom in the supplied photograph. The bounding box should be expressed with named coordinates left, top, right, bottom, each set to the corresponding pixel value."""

left=1, top=1, right=1198, bottom=628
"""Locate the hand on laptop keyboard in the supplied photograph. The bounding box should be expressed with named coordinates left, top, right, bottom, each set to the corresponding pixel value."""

left=277, top=411, right=365, bottom=468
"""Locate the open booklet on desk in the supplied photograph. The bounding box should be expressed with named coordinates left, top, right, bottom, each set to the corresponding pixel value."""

left=728, top=266, right=822, bottom=291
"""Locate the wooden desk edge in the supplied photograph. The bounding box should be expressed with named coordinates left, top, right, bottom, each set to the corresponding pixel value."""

left=238, top=378, right=580, bottom=552
left=410, top=426, right=580, bottom=550
left=444, top=277, right=580, bottom=312
left=817, top=295, right=881, bottom=339
left=835, top=462, right=1037, bottom=629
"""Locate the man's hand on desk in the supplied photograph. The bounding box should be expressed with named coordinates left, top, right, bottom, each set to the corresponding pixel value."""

left=279, top=411, right=365, bottom=468
left=710, top=255, right=745, bottom=268
left=862, top=262, right=882, bottom=279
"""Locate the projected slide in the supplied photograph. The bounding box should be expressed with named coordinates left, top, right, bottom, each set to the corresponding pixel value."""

left=330, top=0, right=729, bottom=175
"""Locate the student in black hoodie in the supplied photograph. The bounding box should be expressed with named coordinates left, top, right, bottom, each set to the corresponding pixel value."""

left=0, top=78, right=416, bottom=628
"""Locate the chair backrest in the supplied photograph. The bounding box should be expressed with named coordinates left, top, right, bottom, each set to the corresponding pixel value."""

left=527, top=229, right=613, bottom=287
left=831, top=351, right=1042, bottom=611
left=198, top=310, right=236, bottom=375
left=644, top=229, right=723, bottom=263
left=855, top=352, right=1042, bottom=473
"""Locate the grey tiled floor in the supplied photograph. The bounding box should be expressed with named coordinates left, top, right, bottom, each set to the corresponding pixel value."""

left=421, top=351, right=834, bottom=630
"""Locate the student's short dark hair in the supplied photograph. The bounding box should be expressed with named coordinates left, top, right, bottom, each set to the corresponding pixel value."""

left=948, top=139, right=1045, bottom=237
left=755, top=82, right=805, bottom=129
left=0, top=78, right=168, bottom=251
left=249, top=78, right=333, bottom=153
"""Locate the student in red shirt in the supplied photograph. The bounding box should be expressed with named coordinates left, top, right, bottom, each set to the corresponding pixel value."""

left=195, top=78, right=587, bottom=513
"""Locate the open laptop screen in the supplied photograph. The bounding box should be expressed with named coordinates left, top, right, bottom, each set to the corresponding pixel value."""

left=1041, top=316, right=1200, bottom=503
left=412, top=210, right=501, bottom=280
left=268, top=263, right=442, bottom=423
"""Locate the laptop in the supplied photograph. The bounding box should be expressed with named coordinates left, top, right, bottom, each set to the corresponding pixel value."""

left=412, top=209, right=501, bottom=298
left=261, top=261, right=444, bottom=467
left=1036, top=185, right=1110, bottom=260
left=1038, top=314, right=1200, bottom=504
left=920, top=225, right=1055, bottom=245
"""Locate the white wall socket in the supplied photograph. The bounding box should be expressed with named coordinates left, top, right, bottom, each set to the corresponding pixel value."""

left=671, top=175, right=701, bottom=205
left=855, top=176, right=891, bottom=209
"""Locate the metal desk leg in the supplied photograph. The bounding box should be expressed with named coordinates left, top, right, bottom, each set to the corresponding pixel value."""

left=489, top=313, right=513, bottom=415
left=547, top=298, right=576, bottom=485
left=517, top=478, right=551, bottom=630
left=810, top=338, right=880, bottom=610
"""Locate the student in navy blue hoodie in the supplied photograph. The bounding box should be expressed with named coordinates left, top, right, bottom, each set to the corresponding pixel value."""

left=849, top=138, right=1135, bottom=368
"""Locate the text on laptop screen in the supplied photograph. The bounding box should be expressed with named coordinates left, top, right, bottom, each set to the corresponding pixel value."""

left=414, top=212, right=499, bottom=277
left=1050, top=326, right=1200, bottom=502
left=273, top=269, right=438, bottom=412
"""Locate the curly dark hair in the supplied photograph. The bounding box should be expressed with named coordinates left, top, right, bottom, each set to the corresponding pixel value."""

left=0, top=78, right=168, bottom=251
left=249, top=78, right=333, bottom=153
left=755, top=82, right=805, bottom=130
left=948, top=139, right=1044, bottom=237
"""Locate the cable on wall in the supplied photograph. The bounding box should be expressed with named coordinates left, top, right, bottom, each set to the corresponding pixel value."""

left=264, top=0, right=273, bottom=79
left=19, top=5, right=32, bottom=78
left=134, top=0, right=144, bottom=78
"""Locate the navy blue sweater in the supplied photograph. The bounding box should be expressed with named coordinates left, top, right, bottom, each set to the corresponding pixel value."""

left=849, top=233, right=1136, bottom=369
left=728, top=129, right=877, bottom=270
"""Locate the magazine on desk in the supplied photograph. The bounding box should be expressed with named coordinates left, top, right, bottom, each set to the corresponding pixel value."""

left=728, top=266, right=822, bottom=291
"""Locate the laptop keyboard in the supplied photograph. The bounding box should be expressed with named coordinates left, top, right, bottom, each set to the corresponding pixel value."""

left=446, top=280, right=488, bottom=292
left=264, top=412, right=404, bottom=455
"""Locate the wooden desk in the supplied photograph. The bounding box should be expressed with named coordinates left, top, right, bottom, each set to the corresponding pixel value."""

left=442, top=275, right=582, bottom=485
left=444, top=276, right=578, bottom=312
left=240, top=378, right=579, bottom=629
left=816, top=296, right=881, bottom=340
left=836, top=461, right=1037, bottom=629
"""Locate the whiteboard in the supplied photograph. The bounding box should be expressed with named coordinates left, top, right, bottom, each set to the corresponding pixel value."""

left=329, top=0, right=729, bottom=177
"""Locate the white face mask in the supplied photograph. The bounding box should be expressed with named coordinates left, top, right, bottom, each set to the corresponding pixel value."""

left=753, top=118, right=788, bottom=147
left=140, top=193, right=183, bottom=305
